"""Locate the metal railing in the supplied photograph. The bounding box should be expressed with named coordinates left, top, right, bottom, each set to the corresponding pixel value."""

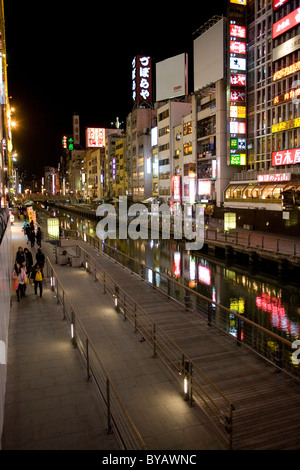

left=57, top=243, right=235, bottom=449
left=205, top=228, right=300, bottom=258
left=60, top=229, right=300, bottom=383
left=45, top=257, right=147, bottom=451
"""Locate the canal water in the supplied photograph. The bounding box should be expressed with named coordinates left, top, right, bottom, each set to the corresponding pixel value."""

left=49, top=207, right=300, bottom=344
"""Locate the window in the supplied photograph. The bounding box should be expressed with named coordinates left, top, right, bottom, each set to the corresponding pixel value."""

left=183, top=122, right=192, bottom=135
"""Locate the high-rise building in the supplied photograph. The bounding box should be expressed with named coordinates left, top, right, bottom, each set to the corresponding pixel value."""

left=0, top=0, right=13, bottom=207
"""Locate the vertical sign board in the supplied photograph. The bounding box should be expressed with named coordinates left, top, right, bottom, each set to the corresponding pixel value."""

left=47, top=218, right=60, bottom=243
left=171, top=175, right=181, bottom=202
left=229, top=4, right=247, bottom=166
left=132, top=56, right=152, bottom=104
left=73, top=115, right=80, bottom=145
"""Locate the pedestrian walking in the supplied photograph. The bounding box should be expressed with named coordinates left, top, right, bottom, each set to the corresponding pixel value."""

left=12, top=262, right=27, bottom=301
left=15, top=246, right=25, bottom=266
left=31, top=263, right=43, bottom=297
left=22, top=220, right=27, bottom=235
left=24, top=247, right=33, bottom=274
left=28, top=229, right=35, bottom=248
left=36, top=227, right=42, bottom=247
left=36, top=248, right=45, bottom=268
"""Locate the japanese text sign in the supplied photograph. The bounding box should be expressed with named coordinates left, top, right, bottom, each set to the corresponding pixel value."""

left=132, top=56, right=152, bottom=103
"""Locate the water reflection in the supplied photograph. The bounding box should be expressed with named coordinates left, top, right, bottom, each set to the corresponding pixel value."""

left=50, top=208, right=300, bottom=341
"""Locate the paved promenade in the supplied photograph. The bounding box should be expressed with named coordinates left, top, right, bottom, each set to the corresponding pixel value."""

left=1, top=221, right=226, bottom=450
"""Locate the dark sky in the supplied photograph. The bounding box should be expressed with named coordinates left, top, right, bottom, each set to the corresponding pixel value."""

left=4, top=1, right=227, bottom=179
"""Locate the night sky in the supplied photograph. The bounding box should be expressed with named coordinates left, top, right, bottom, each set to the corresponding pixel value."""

left=4, top=1, right=227, bottom=179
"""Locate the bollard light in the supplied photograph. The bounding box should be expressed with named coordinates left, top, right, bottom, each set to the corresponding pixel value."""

left=71, top=323, right=74, bottom=340
left=113, top=293, right=118, bottom=309
left=184, top=376, right=188, bottom=396
left=50, top=276, right=55, bottom=287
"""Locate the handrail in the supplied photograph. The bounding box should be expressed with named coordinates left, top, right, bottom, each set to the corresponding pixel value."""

left=62, top=229, right=299, bottom=381
left=71, top=243, right=235, bottom=449
left=45, top=256, right=147, bottom=451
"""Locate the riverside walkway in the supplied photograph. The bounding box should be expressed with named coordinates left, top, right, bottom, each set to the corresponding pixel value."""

left=1, top=221, right=225, bottom=450
left=2, top=219, right=300, bottom=450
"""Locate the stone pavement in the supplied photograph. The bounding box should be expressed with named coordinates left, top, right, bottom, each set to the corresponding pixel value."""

left=1, top=220, right=226, bottom=450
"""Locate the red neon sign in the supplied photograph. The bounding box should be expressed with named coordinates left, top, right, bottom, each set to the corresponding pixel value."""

left=230, top=74, right=246, bottom=87
left=273, top=0, right=289, bottom=11
left=230, top=89, right=246, bottom=102
left=273, top=9, right=300, bottom=39
left=230, top=41, right=246, bottom=55
left=171, top=175, right=181, bottom=202
left=272, top=148, right=300, bottom=166
left=230, top=24, right=246, bottom=38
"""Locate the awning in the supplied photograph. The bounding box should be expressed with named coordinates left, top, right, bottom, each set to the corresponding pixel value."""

left=141, top=197, right=156, bottom=204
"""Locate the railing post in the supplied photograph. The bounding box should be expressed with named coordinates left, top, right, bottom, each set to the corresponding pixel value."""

left=185, top=290, right=190, bottom=311
left=167, top=279, right=171, bottom=298
left=123, top=293, right=127, bottom=321
left=276, top=341, right=283, bottom=372
left=86, top=338, right=91, bottom=382
left=71, top=310, right=77, bottom=348
left=114, top=285, right=119, bottom=312
left=188, top=361, right=193, bottom=407
left=134, top=304, right=137, bottom=333
left=237, top=317, right=242, bottom=347
left=208, top=303, right=212, bottom=327
left=106, top=378, right=112, bottom=434
left=62, top=291, right=66, bottom=320
left=153, top=324, right=157, bottom=358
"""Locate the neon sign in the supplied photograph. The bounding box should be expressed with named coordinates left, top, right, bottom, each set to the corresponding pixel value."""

left=132, top=56, right=152, bottom=103
left=273, top=8, right=300, bottom=39
left=230, top=105, right=246, bottom=119
left=230, top=25, right=246, bottom=38
left=272, top=148, right=300, bottom=166
left=273, top=87, right=300, bottom=105
left=273, top=0, right=289, bottom=10
left=86, top=128, right=106, bottom=148
left=272, top=117, right=300, bottom=133
left=230, top=74, right=246, bottom=87
left=230, top=89, right=246, bottom=102
left=230, top=121, right=246, bottom=134
left=171, top=175, right=181, bottom=202
left=230, top=41, right=246, bottom=55
left=273, top=61, right=300, bottom=81
left=257, top=173, right=291, bottom=182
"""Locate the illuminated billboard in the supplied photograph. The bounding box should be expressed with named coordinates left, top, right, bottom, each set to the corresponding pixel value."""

left=230, top=41, right=246, bottom=55
left=230, top=105, right=246, bottom=119
left=230, top=0, right=246, bottom=4
left=230, top=57, right=246, bottom=71
left=273, top=9, right=300, bottom=39
left=272, top=148, right=300, bottom=166
left=171, top=175, right=181, bottom=202
left=132, top=55, right=152, bottom=104
left=230, top=25, right=246, bottom=38
left=273, top=0, right=289, bottom=10
left=273, top=60, right=300, bottom=81
left=86, top=128, right=106, bottom=148
left=230, top=74, right=246, bottom=87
